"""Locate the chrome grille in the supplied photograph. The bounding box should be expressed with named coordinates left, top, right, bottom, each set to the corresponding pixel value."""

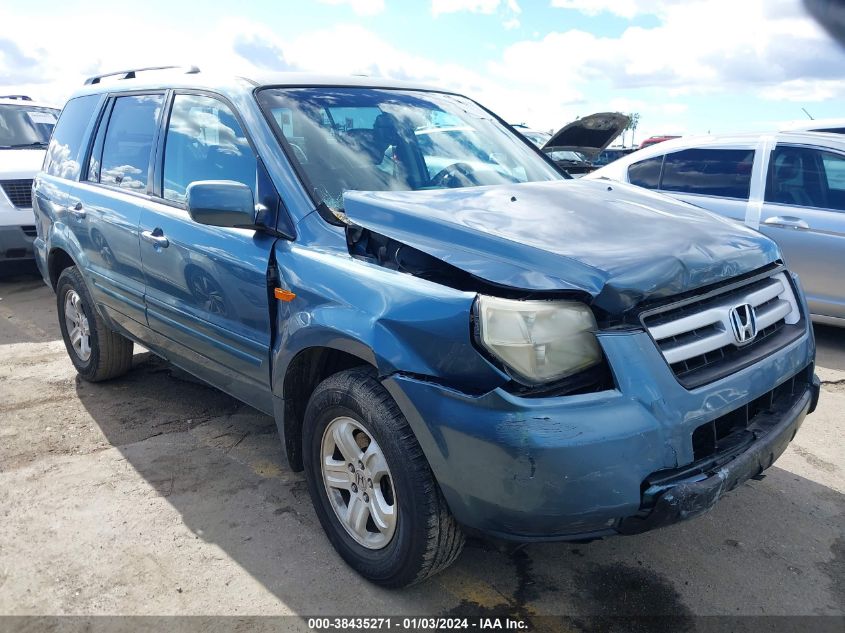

left=1, top=179, right=34, bottom=208
left=643, top=272, right=802, bottom=388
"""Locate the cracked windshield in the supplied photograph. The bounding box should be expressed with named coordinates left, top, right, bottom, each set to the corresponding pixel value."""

left=258, top=87, right=563, bottom=210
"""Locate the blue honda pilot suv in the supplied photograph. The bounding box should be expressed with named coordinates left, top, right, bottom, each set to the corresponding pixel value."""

left=33, top=67, right=820, bottom=587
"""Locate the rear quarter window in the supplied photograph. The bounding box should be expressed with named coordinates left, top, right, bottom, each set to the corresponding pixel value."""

left=660, top=148, right=754, bottom=199
left=44, top=95, right=100, bottom=180
left=628, top=156, right=662, bottom=189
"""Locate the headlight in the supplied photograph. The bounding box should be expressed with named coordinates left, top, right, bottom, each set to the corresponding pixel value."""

left=475, top=295, right=602, bottom=384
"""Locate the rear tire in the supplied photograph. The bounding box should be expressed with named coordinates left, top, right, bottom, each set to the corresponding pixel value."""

left=303, top=366, right=464, bottom=587
left=56, top=266, right=134, bottom=382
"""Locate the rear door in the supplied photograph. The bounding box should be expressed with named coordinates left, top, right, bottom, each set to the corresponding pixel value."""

left=657, top=147, right=755, bottom=223
left=139, top=91, right=277, bottom=412
left=65, top=92, right=165, bottom=334
left=759, top=144, right=845, bottom=319
left=55, top=92, right=164, bottom=336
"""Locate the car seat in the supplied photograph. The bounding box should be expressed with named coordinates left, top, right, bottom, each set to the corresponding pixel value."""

left=774, top=152, right=815, bottom=207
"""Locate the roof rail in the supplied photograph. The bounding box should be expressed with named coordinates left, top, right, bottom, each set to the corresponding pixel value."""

left=0, top=95, right=33, bottom=101
left=84, top=65, right=200, bottom=85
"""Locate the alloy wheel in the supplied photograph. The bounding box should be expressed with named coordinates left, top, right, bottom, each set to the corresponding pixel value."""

left=63, top=289, right=91, bottom=361
left=320, top=416, right=397, bottom=549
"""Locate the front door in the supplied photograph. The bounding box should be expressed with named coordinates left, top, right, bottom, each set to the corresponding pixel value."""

left=139, top=92, right=276, bottom=412
left=759, top=143, right=845, bottom=320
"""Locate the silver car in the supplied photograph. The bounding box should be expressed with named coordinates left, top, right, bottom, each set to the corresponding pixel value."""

left=586, top=131, right=845, bottom=326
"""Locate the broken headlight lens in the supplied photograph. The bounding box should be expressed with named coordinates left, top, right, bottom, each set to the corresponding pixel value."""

left=476, top=295, right=602, bottom=385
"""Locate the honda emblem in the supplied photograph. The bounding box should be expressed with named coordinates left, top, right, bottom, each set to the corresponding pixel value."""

left=729, top=303, right=758, bottom=345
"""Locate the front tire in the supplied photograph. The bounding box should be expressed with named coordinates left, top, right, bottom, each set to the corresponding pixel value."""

left=303, top=367, right=465, bottom=587
left=56, top=266, right=134, bottom=382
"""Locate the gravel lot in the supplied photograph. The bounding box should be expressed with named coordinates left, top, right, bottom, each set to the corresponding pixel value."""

left=0, top=268, right=842, bottom=628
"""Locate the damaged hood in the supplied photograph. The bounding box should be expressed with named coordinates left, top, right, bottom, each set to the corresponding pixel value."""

left=542, top=112, right=630, bottom=160
left=343, top=179, right=780, bottom=315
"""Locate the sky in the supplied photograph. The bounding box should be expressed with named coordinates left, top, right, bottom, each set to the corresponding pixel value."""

left=1, top=0, right=844, bottom=145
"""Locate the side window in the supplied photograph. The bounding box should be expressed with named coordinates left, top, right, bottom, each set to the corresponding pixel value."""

left=86, top=102, right=111, bottom=183
left=99, top=94, right=163, bottom=191
left=660, top=148, right=754, bottom=199
left=162, top=94, right=256, bottom=203
left=628, top=156, right=662, bottom=189
left=766, top=145, right=845, bottom=211
left=44, top=95, right=100, bottom=180
left=821, top=152, right=845, bottom=203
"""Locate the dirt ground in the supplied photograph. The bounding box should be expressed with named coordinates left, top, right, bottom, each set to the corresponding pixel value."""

left=0, top=268, right=843, bottom=628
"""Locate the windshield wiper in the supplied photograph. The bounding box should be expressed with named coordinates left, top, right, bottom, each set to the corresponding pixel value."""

left=2, top=142, right=49, bottom=149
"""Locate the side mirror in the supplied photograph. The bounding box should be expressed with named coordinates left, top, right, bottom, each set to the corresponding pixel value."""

left=186, top=180, right=257, bottom=229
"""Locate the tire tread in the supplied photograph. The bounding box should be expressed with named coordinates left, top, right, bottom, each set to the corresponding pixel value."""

left=305, top=366, right=465, bottom=587
left=57, top=266, right=133, bottom=382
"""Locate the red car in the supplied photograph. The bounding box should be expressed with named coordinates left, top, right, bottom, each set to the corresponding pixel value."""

left=639, top=135, right=681, bottom=149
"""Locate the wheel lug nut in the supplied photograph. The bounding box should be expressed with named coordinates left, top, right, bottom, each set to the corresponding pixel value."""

left=368, top=478, right=373, bottom=488
left=363, top=493, right=369, bottom=503
left=358, top=460, right=364, bottom=470
left=351, top=483, right=358, bottom=493
left=348, top=464, right=355, bottom=473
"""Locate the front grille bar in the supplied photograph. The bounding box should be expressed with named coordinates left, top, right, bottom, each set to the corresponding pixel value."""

left=650, top=275, right=793, bottom=365
left=1, top=179, right=34, bottom=208
left=641, top=270, right=803, bottom=388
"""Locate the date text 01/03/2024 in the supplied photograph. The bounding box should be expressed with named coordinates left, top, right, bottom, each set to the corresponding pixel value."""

left=307, top=617, right=529, bottom=630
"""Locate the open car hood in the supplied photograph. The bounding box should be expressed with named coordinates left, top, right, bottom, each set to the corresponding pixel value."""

left=343, top=179, right=779, bottom=315
left=542, top=112, right=630, bottom=160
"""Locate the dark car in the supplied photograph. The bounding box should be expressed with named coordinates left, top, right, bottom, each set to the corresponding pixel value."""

left=593, top=146, right=636, bottom=167
left=639, top=135, right=681, bottom=149
left=515, top=113, right=629, bottom=176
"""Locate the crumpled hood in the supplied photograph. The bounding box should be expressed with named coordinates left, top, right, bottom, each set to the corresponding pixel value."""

left=343, top=179, right=780, bottom=315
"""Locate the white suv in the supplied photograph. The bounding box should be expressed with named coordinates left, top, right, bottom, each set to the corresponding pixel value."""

left=0, top=96, right=60, bottom=268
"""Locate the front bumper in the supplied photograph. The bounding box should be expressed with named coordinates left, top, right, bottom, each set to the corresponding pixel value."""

left=0, top=224, right=36, bottom=262
left=618, top=372, right=819, bottom=535
left=382, top=325, right=817, bottom=541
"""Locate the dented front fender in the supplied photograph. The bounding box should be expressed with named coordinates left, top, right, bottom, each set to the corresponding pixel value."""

left=270, top=234, right=508, bottom=396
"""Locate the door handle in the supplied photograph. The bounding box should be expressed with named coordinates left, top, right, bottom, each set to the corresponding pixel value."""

left=762, top=215, right=810, bottom=230
left=67, top=201, right=86, bottom=219
left=141, top=228, right=170, bottom=248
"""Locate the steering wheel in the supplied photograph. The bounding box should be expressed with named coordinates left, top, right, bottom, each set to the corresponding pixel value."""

left=430, top=162, right=481, bottom=188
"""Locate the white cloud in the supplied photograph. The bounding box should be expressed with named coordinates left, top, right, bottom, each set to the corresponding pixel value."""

left=248, top=23, right=488, bottom=94
left=0, top=14, right=490, bottom=106
left=432, top=0, right=501, bottom=16
left=758, top=78, right=845, bottom=102
left=314, top=0, right=385, bottom=16
left=430, top=0, right=522, bottom=24
left=476, top=0, right=845, bottom=134
left=0, top=0, right=841, bottom=142
left=494, top=0, right=845, bottom=103
left=550, top=0, right=673, bottom=19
